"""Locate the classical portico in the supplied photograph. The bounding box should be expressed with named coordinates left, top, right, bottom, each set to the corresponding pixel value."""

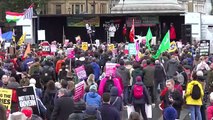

left=111, top=0, right=185, bottom=13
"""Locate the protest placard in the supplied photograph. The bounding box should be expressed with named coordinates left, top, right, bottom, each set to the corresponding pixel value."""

left=108, top=44, right=114, bottom=51
left=75, top=65, right=87, bottom=80
left=128, top=43, right=137, bottom=56
left=0, top=88, right=12, bottom=110
left=73, top=81, right=84, bottom=102
left=67, top=48, right=75, bottom=59
left=82, top=42, right=88, bottom=51
left=105, top=63, right=118, bottom=77
left=50, top=45, right=57, bottom=53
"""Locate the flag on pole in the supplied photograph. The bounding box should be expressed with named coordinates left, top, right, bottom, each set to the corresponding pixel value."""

left=146, top=27, right=152, bottom=50
left=12, top=29, right=15, bottom=42
left=153, top=30, right=170, bottom=59
left=17, top=32, right=26, bottom=46
left=129, top=19, right=135, bottom=43
left=23, top=4, right=34, bottom=19
left=23, top=44, right=31, bottom=58
left=5, top=11, right=24, bottom=22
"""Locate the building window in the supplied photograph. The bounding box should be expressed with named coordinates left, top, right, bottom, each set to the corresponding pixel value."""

left=100, top=3, right=107, bottom=13
left=56, top=4, right=61, bottom=14
left=81, top=4, right=84, bottom=13
left=75, top=4, right=80, bottom=14
left=72, top=4, right=74, bottom=14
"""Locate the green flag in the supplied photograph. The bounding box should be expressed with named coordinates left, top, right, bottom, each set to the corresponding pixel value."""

left=146, top=27, right=152, bottom=50
left=153, top=30, right=170, bottom=59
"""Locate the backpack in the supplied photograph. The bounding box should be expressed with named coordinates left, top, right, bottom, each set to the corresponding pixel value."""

left=41, top=67, right=52, bottom=84
left=133, top=85, right=143, bottom=99
left=176, top=72, right=184, bottom=85
left=104, top=79, right=114, bottom=93
left=191, top=84, right=201, bottom=100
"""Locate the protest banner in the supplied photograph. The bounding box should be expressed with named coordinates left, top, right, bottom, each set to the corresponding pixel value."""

left=199, top=40, right=210, bottom=56
left=73, top=81, right=84, bottom=102
left=67, top=48, right=75, bottom=59
left=50, top=45, right=57, bottom=53
left=0, top=88, right=12, bottom=110
left=82, top=42, right=88, bottom=51
left=16, top=87, right=39, bottom=114
left=128, top=43, right=137, bottom=56
left=108, top=44, right=114, bottom=51
left=105, top=63, right=118, bottom=77
left=75, top=65, right=87, bottom=80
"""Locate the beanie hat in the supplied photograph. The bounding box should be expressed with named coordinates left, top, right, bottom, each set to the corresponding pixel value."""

left=29, top=78, right=36, bottom=85
left=136, top=76, right=142, bottom=82
left=21, top=109, right=33, bottom=118
left=10, top=112, right=27, bottom=120
left=196, top=70, right=203, bottom=77
left=89, top=84, right=97, bottom=91
left=210, top=92, right=213, bottom=103
left=163, top=106, right=177, bottom=120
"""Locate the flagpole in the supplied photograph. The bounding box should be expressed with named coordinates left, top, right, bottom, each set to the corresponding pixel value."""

left=63, top=26, right=65, bottom=44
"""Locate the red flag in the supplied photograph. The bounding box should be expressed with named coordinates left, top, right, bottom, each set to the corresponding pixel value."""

left=129, top=19, right=135, bottom=43
left=23, top=44, right=31, bottom=58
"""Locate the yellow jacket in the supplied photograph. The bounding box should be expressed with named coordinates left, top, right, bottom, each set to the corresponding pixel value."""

left=185, top=80, right=204, bottom=106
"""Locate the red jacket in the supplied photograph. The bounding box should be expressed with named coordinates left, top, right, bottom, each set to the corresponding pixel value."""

left=170, top=26, right=176, bottom=40
left=207, top=104, right=213, bottom=120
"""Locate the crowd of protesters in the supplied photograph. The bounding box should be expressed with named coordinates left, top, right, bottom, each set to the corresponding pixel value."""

left=0, top=40, right=213, bottom=120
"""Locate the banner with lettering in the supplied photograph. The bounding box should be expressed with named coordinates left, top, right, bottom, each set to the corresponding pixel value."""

left=75, top=65, right=87, bottom=80
left=0, top=88, right=12, bottom=110
left=105, top=63, right=118, bottom=77
left=16, top=87, right=39, bottom=114
left=67, top=48, right=75, bottom=59
left=73, top=81, right=85, bottom=102
left=128, top=43, right=137, bottom=56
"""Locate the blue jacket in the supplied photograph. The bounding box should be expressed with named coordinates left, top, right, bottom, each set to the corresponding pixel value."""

left=84, top=91, right=101, bottom=108
left=99, top=103, right=120, bottom=120
left=91, top=62, right=101, bottom=81
left=22, top=57, right=34, bottom=71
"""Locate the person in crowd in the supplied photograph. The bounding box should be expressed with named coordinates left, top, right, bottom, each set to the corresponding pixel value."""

left=131, top=61, right=143, bottom=85
left=0, top=103, right=7, bottom=120
left=196, top=56, right=210, bottom=76
left=185, top=72, right=204, bottom=120
left=110, top=86, right=123, bottom=113
left=99, top=93, right=120, bottom=120
left=67, top=81, right=75, bottom=97
left=175, top=64, right=188, bottom=89
left=9, top=112, right=27, bottom=120
left=2, top=75, right=9, bottom=88
left=28, top=57, right=41, bottom=76
left=84, top=74, right=97, bottom=92
left=21, top=107, right=43, bottom=120
left=83, top=84, right=101, bottom=108
left=58, top=62, right=69, bottom=81
left=91, top=57, right=101, bottom=82
left=116, top=59, right=130, bottom=106
left=130, top=76, right=151, bottom=120
left=163, top=106, right=178, bottom=120
left=208, top=63, right=213, bottom=93
left=143, top=59, right=155, bottom=104
left=55, top=55, right=65, bottom=75
left=166, top=55, right=179, bottom=79
left=128, top=112, right=140, bottom=120
left=22, top=53, right=35, bottom=72
left=43, top=80, right=57, bottom=120
left=160, top=79, right=183, bottom=119
left=207, top=92, right=213, bottom=120
left=51, top=88, right=74, bottom=120
left=19, top=72, right=30, bottom=87
left=29, top=78, right=43, bottom=99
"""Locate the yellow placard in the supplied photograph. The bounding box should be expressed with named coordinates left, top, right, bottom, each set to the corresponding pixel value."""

left=168, top=41, right=177, bottom=53
left=81, top=42, right=88, bottom=51
left=0, top=88, right=12, bottom=110
left=108, top=44, right=115, bottom=51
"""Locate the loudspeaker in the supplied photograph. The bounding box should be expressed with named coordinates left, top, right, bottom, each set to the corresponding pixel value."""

left=181, top=24, right=192, bottom=44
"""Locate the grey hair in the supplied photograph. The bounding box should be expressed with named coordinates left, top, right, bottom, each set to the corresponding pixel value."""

left=58, top=88, right=68, bottom=95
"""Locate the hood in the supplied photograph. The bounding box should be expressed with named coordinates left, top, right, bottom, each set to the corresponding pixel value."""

left=169, top=58, right=177, bottom=64
left=190, top=80, right=200, bottom=85
left=110, top=86, right=118, bottom=96
left=85, top=106, right=97, bottom=115
left=118, top=66, right=126, bottom=70
left=88, top=91, right=98, bottom=98
left=7, top=82, right=21, bottom=89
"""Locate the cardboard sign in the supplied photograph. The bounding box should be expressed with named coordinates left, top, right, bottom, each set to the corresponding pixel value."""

left=0, top=88, right=12, bottom=110
left=50, top=45, right=57, bottom=53
left=37, top=30, right=45, bottom=41
left=42, top=46, right=50, bottom=52
left=128, top=43, right=137, bottom=56
left=67, top=48, right=75, bottom=59
left=105, top=63, right=118, bottom=77
left=16, top=87, right=39, bottom=113
left=108, top=44, right=114, bottom=51
left=73, top=81, right=84, bottom=102
left=75, top=65, right=87, bottom=80
left=199, top=40, right=210, bottom=56
left=82, top=42, right=88, bottom=51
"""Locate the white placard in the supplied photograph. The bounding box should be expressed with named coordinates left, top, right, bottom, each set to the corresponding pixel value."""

left=37, top=30, right=45, bottom=41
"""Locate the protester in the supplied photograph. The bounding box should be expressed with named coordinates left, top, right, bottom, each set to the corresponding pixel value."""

left=163, top=106, right=178, bottom=120
left=99, top=93, right=120, bottom=120
left=207, top=92, right=213, bottom=120
left=0, top=103, right=7, bottom=120
left=51, top=88, right=74, bottom=120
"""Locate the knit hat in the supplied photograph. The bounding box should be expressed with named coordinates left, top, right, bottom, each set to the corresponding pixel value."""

left=21, top=109, right=33, bottom=118
left=210, top=92, right=213, bottom=103
left=163, top=106, right=177, bottom=120
left=89, top=84, right=97, bottom=91
left=10, top=112, right=27, bottom=120
left=155, top=60, right=160, bottom=64
left=29, top=78, right=36, bottom=85
left=196, top=70, right=203, bottom=77
left=136, top=76, right=142, bottom=82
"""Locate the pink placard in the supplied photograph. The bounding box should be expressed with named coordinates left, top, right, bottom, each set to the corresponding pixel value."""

left=73, top=81, right=84, bottom=102
left=75, top=65, right=87, bottom=80
left=67, top=48, right=75, bottom=59
left=105, top=63, right=118, bottom=77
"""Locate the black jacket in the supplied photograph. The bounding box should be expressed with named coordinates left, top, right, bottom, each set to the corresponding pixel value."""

left=154, top=64, right=166, bottom=82
left=99, top=103, right=120, bottom=120
left=51, top=96, right=74, bottom=120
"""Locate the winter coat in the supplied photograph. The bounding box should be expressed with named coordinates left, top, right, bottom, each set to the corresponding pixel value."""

left=55, top=59, right=65, bottom=74
left=208, top=70, right=213, bottom=92
left=207, top=104, right=213, bottom=120
left=28, top=62, right=41, bottom=76
left=116, top=66, right=130, bottom=87
left=110, top=87, right=123, bottom=111
left=143, top=65, right=155, bottom=87
left=7, top=82, right=20, bottom=113
left=85, top=64, right=94, bottom=78
left=170, top=26, right=176, bottom=40
left=130, top=81, right=151, bottom=105
left=98, top=77, right=123, bottom=96
left=132, top=68, right=143, bottom=85
left=185, top=80, right=204, bottom=106
left=98, top=103, right=120, bottom=120
left=166, top=58, right=179, bottom=78
left=154, top=64, right=166, bottom=82
left=83, top=91, right=101, bottom=108
left=91, top=62, right=101, bottom=81
left=51, top=96, right=74, bottom=120
left=22, top=57, right=34, bottom=72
